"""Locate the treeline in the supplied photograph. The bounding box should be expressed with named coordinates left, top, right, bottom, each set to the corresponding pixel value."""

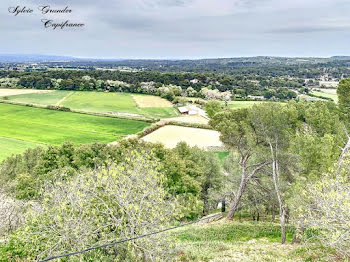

left=35, top=56, right=350, bottom=79
left=1, top=70, right=302, bottom=100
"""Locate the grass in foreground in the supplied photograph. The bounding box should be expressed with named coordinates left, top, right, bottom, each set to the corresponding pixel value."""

left=0, top=137, right=43, bottom=162
left=172, top=220, right=329, bottom=262
left=0, top=103, right=150, bottom=146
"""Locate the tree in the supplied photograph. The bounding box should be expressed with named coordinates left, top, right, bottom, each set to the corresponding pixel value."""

left=0, top=191, right=26, bottom=238
left=292, top=153, right=350, bottom=257
left=290, top=101, right=345, bottom=177
left=204, top=100, right=224, bottom=118
left=174, top=142, right=224, bottom=216
left=337, top=78, right=350, bottom=115
left=210, top=109, right=270, bottom=220
left=249, top=103, right=298, bottom=243
left=6, top=151, right=175, bottom=261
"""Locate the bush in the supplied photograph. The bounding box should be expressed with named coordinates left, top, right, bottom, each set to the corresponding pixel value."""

left=293, top=169, right=350, bottom=258
left=46, top=105, right=71, bottom=111
left=4, top=151, right=176, bottom=261
left=0, top=192, right=25, bottom=238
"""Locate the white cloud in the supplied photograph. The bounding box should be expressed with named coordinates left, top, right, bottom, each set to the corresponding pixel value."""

left=0, top=0, right=349, bottom=58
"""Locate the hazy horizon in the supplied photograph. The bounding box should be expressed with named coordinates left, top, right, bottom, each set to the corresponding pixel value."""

left=0, top=53, right=349, bottom=61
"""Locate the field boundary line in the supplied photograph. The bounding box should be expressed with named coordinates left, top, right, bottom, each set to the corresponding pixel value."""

left=55, top=91, right=74, bottom=106
left=0, top=135, right=48, bottom=146
left=0, top=100, right=156, bottom=123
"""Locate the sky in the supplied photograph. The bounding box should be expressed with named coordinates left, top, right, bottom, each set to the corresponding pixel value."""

left=1, top=0, right=350, bottom=59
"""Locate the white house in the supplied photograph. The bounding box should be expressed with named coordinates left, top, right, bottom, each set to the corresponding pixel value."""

left=178, top=105, right=209, bottom=119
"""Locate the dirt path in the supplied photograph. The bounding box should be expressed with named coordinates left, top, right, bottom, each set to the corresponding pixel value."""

left=55, top=91, right=73, bottom=106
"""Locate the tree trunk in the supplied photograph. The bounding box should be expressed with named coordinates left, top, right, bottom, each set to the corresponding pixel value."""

left=226, top=157, right=269, bottom=220
left=272, top=159, right=286, bottom=244
left=292, top=220, right=305, bottom=244
left=202, top=186, right=209, bottom=216
left=227, top=175, right=247, bottom=220
left=221, top=199, right=226, bottom=213
left=280, top=207, right=287, bottom=244
left=202, top=196, right=208, bottom=216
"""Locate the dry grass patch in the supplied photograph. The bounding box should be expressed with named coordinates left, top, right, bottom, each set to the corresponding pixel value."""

left=141, top=125, right=222, bottom=149
left=132, top=94, right=173, bottom=108
left=0, top=89, right=53, bottom=97
left=165, top=115, right=209, bottom=125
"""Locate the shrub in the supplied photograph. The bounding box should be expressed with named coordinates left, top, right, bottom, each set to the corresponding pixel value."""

left=4, top=151, right=176, bottom=261
left=46, top=105, right=71, bottom=112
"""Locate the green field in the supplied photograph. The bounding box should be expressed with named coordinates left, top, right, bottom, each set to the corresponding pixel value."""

left=3, top=91, right=178, bottom=119
left=0, top=103, right=150, bottom=161
left=0, top=137, right=43, bottom=162
left=61, top=92, right=177, bottom=118
left=228, top=101, right=264, bottom=109
left=310, top=91, right=338, bottom=103
left=4, top=91, right=71, bottom=105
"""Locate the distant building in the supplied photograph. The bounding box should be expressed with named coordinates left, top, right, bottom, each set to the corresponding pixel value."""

left=178, top=105, right=208, bottom=119
left=178, top=106, right=189, bottom=114
left=248, top=95, right=265, bottom=100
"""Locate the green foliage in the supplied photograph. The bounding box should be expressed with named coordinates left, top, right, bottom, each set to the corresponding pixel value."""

left=290, top=101, right=345, bottom=177
left=46, top=105, right=71, bottom=111
left=209, top=107, right=251, bottom=149
left=172, top=221, right=302, bottom=262
left=214, top=151, right=229, bottom=165
left=0, top=140, right=218, bottom=221
left=290, top=168, right=350, bottom=258
left=174, top=143, right=224, bottom=215
left=3, top=151, right=175, bottom=261
left=173, top=222, right=295, bottom=243
left=337, top=78, right=350, bottom=112
left=204, top=100, right=225, bottom=118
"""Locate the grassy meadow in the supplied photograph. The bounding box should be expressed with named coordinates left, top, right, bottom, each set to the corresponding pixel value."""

left=0, top=103, right=150, bottom=161
left=228, top=101, right=264, bottom=109
left=310, top=91, right=338, bottom=103
left=172, top=221, right=328, bottom=261
left=4, top=90, right=70, bottom=105
left=0, top=137, right=43, bottom=161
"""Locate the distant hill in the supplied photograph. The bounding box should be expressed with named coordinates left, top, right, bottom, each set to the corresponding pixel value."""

left=0, top=54, right=77, bottom=62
